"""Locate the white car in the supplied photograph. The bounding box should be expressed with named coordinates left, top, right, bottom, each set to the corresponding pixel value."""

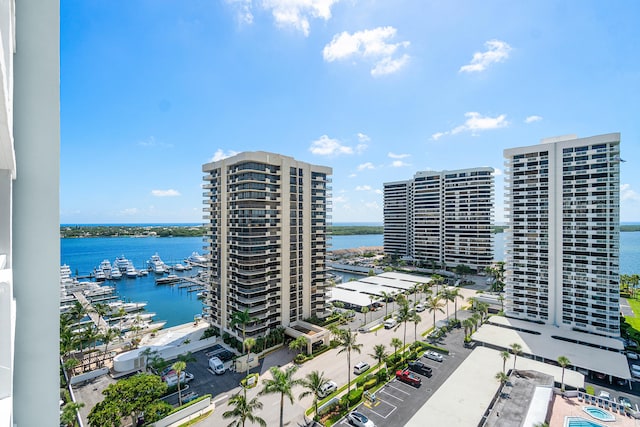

left=424, top=350, right=444, bottom=362
left=631, top=365, right=640, bottom=379
left=347, top=411, right=375, bottom=427
left=598, top=391, right=611, bottom=401
left=353, top=362, right=370, bottom=375
left=318, top=380, right=337, bottom=398
left=383, top=318, right=397, bottom=329
left=415, top=304, right=425, bottom=312
left=627, top=352, right=639, bottom=360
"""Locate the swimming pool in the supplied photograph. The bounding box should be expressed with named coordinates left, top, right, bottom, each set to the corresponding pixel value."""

left=564, top=416, right=607, bottom=427
left=582, top=406, right=616, bottom=422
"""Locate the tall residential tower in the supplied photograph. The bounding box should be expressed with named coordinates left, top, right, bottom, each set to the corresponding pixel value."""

left=383, top=167, right=494, bottom=272
left=202, top=152, right=332, bottom=342
left=504, top=133, right=621, bottom=337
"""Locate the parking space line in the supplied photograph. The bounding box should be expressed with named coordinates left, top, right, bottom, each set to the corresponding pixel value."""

left=380, top=389, right=404, bottom=402
left=367, top=398, right=398, bottom=419
left=386, top=382, right=411, bottom=395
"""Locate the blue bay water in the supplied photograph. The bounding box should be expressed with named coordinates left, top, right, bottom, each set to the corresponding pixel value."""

left=61, top=231, right=640, bottom=328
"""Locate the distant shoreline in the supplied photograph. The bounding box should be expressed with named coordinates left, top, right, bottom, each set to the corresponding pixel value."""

left=60, top=224, right=640, bottom=238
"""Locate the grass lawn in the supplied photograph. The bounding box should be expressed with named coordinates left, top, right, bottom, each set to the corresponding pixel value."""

left=625, top=298, right=640, bottom=330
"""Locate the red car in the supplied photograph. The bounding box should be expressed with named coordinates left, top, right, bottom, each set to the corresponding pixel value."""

left=396, top=369, right=422, bottom=386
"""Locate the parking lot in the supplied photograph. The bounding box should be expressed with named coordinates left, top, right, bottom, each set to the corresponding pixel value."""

left=338, top=323, right=473, bottom=427
left=160, top=344, right=262, bottom=406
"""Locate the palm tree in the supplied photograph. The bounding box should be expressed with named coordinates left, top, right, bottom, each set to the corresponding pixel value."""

left=498, top=294, right=505, bottom=313
left=231, top=309, right=257, bottom=354
left=289, top=336, right=307, bottom=357
left=172, top=360, right=187, bottom=406
left=426, top=296, right=445, bottom=329
left=298, top=370, right=328, bottom=420
left=100, top=328, right=118, bottom=366
left=244, top=337, right=256, bottom=370
left=60, top=401, right=85, bottom=427
left=336, top=329, right=362, bottom=395
left=446, top=288, right=464, bottom=321
left=462, top=318, right=474, bottom=338
left=430, top=274, right=445, bottom=295
left=409, top=283, right=420, bottom=304
left=394, top=298, right=412, bottom=360
left=259, top=365, right=303, bottom=427
left=361, top=306, right=370, bottom=325
left=500, top=350, right=510, bottom=374
left=390, top=337, right=402, bottom=358
left=495, top=371, right=509, bottom=386
left=379, top=291, right=393, bottom=318
left=370, top=344, right=388, bottom=373
left=410, top=311, right=422, bottom=343
left=223, top=390, right=266, bottom=427
left=510, top=343, right=522, bottom=373
left=557, top=356, right=571, bottom=392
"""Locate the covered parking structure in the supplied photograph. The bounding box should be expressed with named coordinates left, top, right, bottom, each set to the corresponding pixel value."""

left=330, top=272, right=433, bottom=309
left=472, top=316, right=631, bottom=382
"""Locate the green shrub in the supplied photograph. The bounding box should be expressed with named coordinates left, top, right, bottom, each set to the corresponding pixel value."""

left=376, top=368, right=388, bottom=382
left=356, top=377, right=365, bottom=388
left=585, top=385, right=595, bottom=395
left=347, top=389, right=363, bottom=406
left=363, top=378, right=377, bottom=390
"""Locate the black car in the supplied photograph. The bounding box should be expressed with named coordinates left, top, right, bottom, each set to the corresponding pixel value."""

left=408, top=360, right=432, bottom=377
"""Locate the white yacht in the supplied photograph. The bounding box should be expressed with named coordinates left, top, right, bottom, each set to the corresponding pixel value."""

left=173, top=263, right=186, bottom=272
left=111, top=266, right=122, bottom=280
left=147, top=253, right=167, bottom=275
left=93, top=267, right=106, bottom=282
left=114, top=255, right=130, bottom=272
left=187, top=251, right=207, bottom=264
left=125, top=261, right=138, bottom=278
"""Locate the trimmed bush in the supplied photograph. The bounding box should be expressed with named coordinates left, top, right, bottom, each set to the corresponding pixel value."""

left=376, top=368, right=388, bottom=382
left=347, top=388, right=363, bottom=407
left=363, top=378, right=377, bottom=390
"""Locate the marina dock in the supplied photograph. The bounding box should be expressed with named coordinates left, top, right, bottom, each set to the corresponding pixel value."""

left=72, top=292, right=109, bottom=332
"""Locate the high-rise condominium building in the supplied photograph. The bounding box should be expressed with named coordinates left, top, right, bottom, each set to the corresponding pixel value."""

left=202, top=152, right=332, bottom=342
left=384, top=167, right=494, bottom=271
left=504, top=133, right=620, bottom=337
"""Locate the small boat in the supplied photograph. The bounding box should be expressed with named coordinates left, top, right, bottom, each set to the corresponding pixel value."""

left=174, top=263, right=186, bottom=272
left=137, top=269, right=148, bottom=277
left=111, top=267, right=122, bottom=280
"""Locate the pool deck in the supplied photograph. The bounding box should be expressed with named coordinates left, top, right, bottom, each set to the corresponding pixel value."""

left=548, top=396, right=638, bottom=427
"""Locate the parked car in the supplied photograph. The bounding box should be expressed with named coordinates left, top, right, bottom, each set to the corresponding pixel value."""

left=318, top=381, right=337, bottom=398
left=383, top=318, right=397, bottom=329
left=407, top=360, right=432, bottom=376
left=618, top=396, right=632, bottom=409
left=395, top=369, right=422, bottom=386
left=424, top=350, right=444, bottom=362
left=208, top=356, right=226, bottom=375
left=627, top=352, right=639, bottom=360
left=631, top=365, right=640, bottom=379
left=347, top=411, right=375, bottom=427
left=415, top=303, right=425, bottom=312
left=162, top=371, right=194, bottom=387
left=598, top=390, right=611, bottom=401
left=353, top=362, right=370, bottom=375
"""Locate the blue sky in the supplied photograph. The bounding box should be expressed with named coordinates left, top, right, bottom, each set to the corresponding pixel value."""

left=61, top=1, right=640, bottom=224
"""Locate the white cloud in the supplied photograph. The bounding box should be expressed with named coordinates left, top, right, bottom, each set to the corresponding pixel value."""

left=226, top=0, right=340, bottom=36
left=138, top=136, right=173, bottom=148
left=348, top=173, right=357, bottom=178
left=621, top=184, right=640, bottom=201
left=492, top=168, right=503, bottom=176
left=323, top=26, right=410, bottom=76
left=356, top=143, right=368, bottom=154
left=120, top=208, right=139, bottom=216
left=391, top=160, right=410, bottom=167
left=309, top=135, right=354, bottom=156
left=374, top=189, right=383, bottom=195
left=333, top=195, right=348, bottom=203
left=357, top=133, right=370, bottom=142
left=459, top=39, right=512, bottom=73
left=357, top=162, right=375, bottom=171
left=364, top=201, right=380, bottom=210
left=151, top=189, right=181, bottom=197
left=388, top=152, right=410, bottom=159
left=525, top=115, right=543, bottom=123
left=432, top=112, right=509, bottom=140
left=356, top=185, right=372, bottom=191
left=210, top=149, right=239, bottom=162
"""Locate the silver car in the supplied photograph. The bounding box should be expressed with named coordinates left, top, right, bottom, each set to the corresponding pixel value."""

left=424, top=350, right=444, bottom=362
left=347, top=411, right=375, bottom=427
